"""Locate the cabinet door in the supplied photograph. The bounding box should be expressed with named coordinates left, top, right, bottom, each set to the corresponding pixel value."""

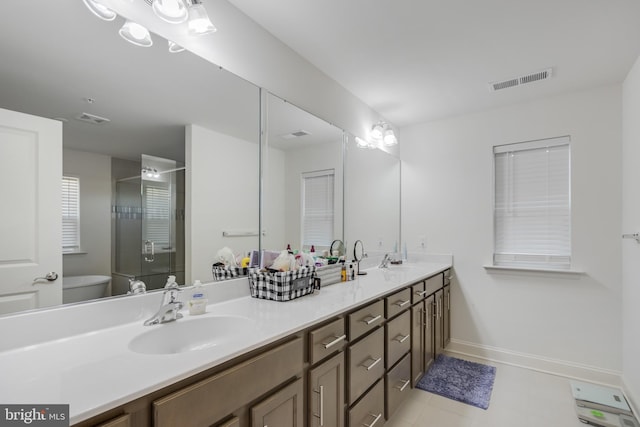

left=434, top=290, right=444, bottom=357
left=309, top=353, right=344, bottom=427
left=443, top=284, right=451, bottom=348
left=410, top=302, right=425, bottom=387
left=423, top=295, right=434, bottom=372
left=251, top=378, right=304, bottom=427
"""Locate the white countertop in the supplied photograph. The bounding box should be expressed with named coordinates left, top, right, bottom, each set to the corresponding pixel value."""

left=0, top=260, right=450, bottom=424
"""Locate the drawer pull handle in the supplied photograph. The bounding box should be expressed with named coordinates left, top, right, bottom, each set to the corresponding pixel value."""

left=313, top=385, right=325, bottom=426
left=322, top=334, right=346, bottom=349
left=394, top=299, right=410, bottom=307
left=362, top=314, right=382, bottom=325
left=395, top=379, right=411, bottom=392
left=395, top=333, right=410, bottom=343
left=415, top=290, right=427, bottom=297
left=363, top=412, right=383, bottom=427
left=361, top=356, right=382, bottom=371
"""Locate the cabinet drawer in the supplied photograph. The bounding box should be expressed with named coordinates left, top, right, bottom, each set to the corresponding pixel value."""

left=412, top=281, right=426, bottom=304
left=348, top=379, right=384, bottom=427
left=348, top=300, right=384, bottom=341
left=385, top=310, right=411, bottom=369
left=424, top=273, right=443, bottom=296
left=386, top=353, right=411, bottom=419
left=348, top=327, right=384, bottom=404
left=95, top=415, right=130, bottom=427
left=309, top=317, right=346, bottom=365
left=385, top=288, right=411, bottom=319
left=153, top=337, right=303, bottom=427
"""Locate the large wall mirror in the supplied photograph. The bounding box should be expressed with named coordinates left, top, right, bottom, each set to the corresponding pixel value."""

left=344, top=134, right=401, bottom=259
left=0, top=0, right=259, bottom=315
left=262, top=93, right=344, bottom=254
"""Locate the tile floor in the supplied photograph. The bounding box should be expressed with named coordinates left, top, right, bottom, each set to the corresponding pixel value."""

left=385, top=354, right=587, bottom=427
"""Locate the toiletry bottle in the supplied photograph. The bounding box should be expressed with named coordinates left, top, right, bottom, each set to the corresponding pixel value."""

left=189, top=280, right=207, bottom=315
left=349, top=263, right=355, bottom=281
left=341, top=263, right=347, bottom=282
left=164, top=275, right=177, bottom=288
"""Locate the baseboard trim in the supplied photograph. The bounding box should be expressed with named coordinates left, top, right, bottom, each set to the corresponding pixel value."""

left=447, top=339, right=622, bottom=387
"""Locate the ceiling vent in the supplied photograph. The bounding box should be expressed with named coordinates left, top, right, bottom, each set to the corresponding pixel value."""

left=280, top=130, right=311, bottom=139
left=75, top=112, right=111, bottom=125
left=490, top=68, right=553, bottom=92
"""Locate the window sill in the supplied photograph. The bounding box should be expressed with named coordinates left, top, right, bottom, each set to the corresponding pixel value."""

left=483, top=265, right=585, bottom=276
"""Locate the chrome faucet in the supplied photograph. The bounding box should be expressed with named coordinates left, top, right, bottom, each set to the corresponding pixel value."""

left=378, top=253, right=392, bottom=269
left=144, top=283, right=183, bottom=326
left=128, top=277, right=146, bottom=295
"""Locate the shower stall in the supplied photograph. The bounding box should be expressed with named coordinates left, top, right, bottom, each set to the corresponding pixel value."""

left=111, top=154, right=185, bottom=295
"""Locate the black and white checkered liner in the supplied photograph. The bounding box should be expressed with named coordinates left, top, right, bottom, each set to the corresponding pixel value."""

left=248, top=266, right=319, bottom=301
left=212, top=265, right=249, bottom=281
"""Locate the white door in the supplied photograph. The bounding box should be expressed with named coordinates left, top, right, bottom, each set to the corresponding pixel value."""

left=0, top=108, right=62, bottom=315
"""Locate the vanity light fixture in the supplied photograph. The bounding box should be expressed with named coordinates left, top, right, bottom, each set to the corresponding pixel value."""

left=81, top=0, right=117, bottom=21
left=187, top=0, right=217, bottom=36
left=168, top=40, right=185, bottom=53
left=119, top=20, right=153, bottom=47
left=152, top=0, right=189, bottom=24
left=370, top=123, right=384, bottom=141
left=142, top=167, right=160, bottom=179
left=355, top=136, right=370, bottom=148
left=383, top=127, right=398, bottom=146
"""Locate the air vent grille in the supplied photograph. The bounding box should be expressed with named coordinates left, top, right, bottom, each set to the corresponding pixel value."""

left=280, top=130, right=311, bottom=139
left=490, top=68, right=553, bottom=91
left=75, top=112, right=111, bottom=125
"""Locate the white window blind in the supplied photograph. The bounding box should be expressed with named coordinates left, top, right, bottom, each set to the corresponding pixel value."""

left=493, top=136, right=571, bottom=269
left=143, top=185, right=171, bottom=249
left=302, top=169, right=335, bottom=248
left=62, top=176, right=80, bottom=253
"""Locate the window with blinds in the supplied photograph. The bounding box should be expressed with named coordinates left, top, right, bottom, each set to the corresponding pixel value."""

left=493, top=136, right=571, bottom=269
left=143, top=185, right=171, bottom=249
left=62, top=176, right=80, bottom=253
left=301, top=169, right=335, bottom=249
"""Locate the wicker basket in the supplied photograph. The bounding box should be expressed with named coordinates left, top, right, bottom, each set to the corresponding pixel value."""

left=212, top=265, right=249, bottom=281
left=248, top=266, right=319, bottom=301
left=315, top=263, right=343, bottom=286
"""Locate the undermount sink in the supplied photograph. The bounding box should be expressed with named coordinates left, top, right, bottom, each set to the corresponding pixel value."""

left=129, top=315, right=256, bottom=355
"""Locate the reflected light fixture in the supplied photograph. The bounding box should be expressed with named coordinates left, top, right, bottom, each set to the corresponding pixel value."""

left=81, top=0, right=117, bottom=21
left=152, top=0, right=188, bottom=24
left=187, top=0, right=217, bottom=36
left=142, top=167, right=160, bottom=179
left=168, top=40, right=185, bottom=53
left=383, top=127, right=398, bottom=146
left=370, top=123, right=384, bottom=141
left=119, top=20, right=153, bottom=47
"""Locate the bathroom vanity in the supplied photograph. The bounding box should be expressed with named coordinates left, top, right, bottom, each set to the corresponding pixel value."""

left=0, top=259, right=452, bottom=427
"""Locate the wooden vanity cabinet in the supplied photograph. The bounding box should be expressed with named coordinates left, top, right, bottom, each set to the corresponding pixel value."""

left=73, top=269, right=453, bottom=427
left=251, top=378, right=304, bottom=427
left=309, top=352, right=345, bottom=427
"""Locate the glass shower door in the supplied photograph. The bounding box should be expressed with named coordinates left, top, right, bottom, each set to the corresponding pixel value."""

left=140, top=154, right=185, bottom=289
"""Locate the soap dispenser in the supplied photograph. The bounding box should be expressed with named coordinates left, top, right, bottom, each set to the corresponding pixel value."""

left=188, top=280, right=207, bottom=315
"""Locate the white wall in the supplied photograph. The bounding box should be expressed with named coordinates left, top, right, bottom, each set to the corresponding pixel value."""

left=622, top=56, right=640, bottom=409
left=62, top=149, right=111, bottom=278
left=186, top=125, right=259, bottom=284
left=401, top=85, right=623, bottom=379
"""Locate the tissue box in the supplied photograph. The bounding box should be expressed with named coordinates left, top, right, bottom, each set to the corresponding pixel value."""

left=248, top=266, right=319, bottom=301
left=212, top=265, right=249, bottom=281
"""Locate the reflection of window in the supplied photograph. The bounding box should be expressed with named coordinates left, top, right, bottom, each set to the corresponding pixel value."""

left=62, top=176, right=80, bottom=253
left=302, top=169, right=335, bottom=248
left=493, top=136, right=571, bottom=269
left=143, top=185, right=171, bottom=249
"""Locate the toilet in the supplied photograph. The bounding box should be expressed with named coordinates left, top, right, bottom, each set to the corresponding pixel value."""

left=62, top=275, right=111, bottom=304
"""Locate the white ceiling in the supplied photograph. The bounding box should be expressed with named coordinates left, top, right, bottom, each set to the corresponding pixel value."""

left=227, top=0, right=640, bottom=127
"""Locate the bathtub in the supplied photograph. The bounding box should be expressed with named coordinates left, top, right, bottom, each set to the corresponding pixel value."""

left=62, top=275, right=111, bottom=304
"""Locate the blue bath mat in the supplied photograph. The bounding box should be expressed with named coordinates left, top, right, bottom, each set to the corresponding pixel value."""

left=416, top=354, right=496, bottom=409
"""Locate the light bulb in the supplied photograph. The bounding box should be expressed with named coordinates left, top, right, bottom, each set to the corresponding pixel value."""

left=82, top=0, right=117, bottom=21
left=152, top=0, right=188, bottom=24
left=371, top=124, right=384, bottom=140
left=383, top=129, right=398, bottom=146
left=187, top=3, right=217, bottom=36
left=119, top=21, right=153, bottom=47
